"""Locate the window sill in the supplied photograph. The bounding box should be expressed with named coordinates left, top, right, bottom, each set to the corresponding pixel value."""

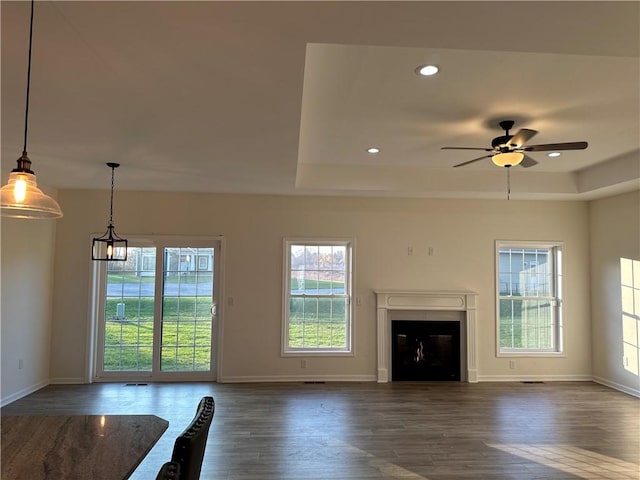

left=282, top=350, right=354, bottom=357
left=497, top=351, right=566, bottom=358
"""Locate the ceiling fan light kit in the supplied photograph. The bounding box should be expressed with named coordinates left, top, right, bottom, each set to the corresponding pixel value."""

left=492, top=152, right=524, bottom=168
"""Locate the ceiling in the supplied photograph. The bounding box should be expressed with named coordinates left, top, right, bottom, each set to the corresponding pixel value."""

left=2, top=1, right=639, bottom=201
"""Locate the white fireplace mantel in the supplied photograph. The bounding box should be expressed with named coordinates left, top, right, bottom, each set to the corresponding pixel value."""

left=375, top=291, right=478, bottom=383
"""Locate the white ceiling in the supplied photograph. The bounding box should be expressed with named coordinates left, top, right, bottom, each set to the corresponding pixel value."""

left=2, top=1, right=639, bottom=201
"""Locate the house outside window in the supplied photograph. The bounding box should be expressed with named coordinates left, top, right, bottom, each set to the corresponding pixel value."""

left=283, top=238, right=353, bottom=355
left=496, top=241, right=564, bottom=356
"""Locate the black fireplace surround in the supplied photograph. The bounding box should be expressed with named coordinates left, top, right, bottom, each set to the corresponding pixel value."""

left=391, top=320, right=461, bottom=381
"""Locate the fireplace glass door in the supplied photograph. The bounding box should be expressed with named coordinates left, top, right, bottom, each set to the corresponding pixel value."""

left=391, top=320, right=461, bottom=381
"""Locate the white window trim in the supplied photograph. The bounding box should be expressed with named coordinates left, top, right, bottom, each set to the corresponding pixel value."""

left=87, top=234, right=225, bottom=383
left=282, top=237, right=355, bottom=356
left=495, top=240, right=565, bottom=358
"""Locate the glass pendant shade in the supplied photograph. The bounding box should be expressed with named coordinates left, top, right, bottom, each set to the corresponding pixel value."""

left=1, top=1, right=63, bottom=220
left=92, top=225, right=128, bottom=261
left=492, top=152, right=524, bottom=167
left=0, top=160, right=63, bottom=219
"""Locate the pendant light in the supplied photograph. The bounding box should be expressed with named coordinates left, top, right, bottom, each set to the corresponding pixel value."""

left=0, top=0, right=63, bottom=219
left=92, top=163, right=127, bottom=261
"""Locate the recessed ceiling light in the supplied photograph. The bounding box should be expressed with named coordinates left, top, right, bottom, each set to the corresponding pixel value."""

left=415, top=64, right=439, bottom=76
left=367, top=147, right=380, bottom=154
left=547, top=152, right=561, bottom=157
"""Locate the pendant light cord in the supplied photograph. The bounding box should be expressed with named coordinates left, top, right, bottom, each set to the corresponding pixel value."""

left=22, top=0, right=35, bottom=156
left=109, top=165, right=115, bottom=225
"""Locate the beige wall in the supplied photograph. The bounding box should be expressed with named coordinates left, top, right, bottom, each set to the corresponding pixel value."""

left=1, top=216, right=56, bottom=405
left=589, top=190, right=640, bottom=395
left=49, top=190, right=592, bottom=383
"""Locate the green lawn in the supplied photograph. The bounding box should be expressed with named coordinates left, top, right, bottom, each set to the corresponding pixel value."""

left=499, top=299, right=553, bottom=349
left=288, top=322, right=347, bottom=348
left=107, top=273, right=154, bottom=284
left=290, top=278, right=344, bottom=292
left=105, top=296, right=211, bottom=322
left=103, top=296, right=212, bottom=372
left=288, top=296, right=347, bottom=348
left=107, top=272, right=213, bottom=284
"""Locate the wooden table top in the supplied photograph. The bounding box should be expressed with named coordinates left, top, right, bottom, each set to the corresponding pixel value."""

left=1, top=414, right=169, bottom=480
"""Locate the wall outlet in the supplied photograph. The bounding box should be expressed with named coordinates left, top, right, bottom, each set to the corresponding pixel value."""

left=407, top=246, right=414, bottom=256
left=300, top=359, right=307, bottom=369
left=18, top=359, right=24, bottom=370
left=428, top=246, right=434, bottom=256
left=509, top=360, right=516, bottom=369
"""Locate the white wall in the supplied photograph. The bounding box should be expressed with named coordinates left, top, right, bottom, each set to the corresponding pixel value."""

left=1, top=216, right=56, bottom=406
left=589, top=190, right=640, bottom=396
left=50, top=190, right=592, bottom=383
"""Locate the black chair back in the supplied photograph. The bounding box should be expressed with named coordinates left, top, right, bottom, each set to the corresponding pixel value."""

left=171, top=396, right=215, bottom=480
left=155, top=461, right=181, bottom=479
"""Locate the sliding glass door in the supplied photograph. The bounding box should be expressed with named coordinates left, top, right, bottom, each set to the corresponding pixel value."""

left=160, top=247, right=214, bottom=373
left=93, top=237, right=221, bottom=381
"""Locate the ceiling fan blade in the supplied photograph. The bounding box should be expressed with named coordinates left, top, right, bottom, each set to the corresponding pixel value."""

left=441, top=147, right=493, bottom=151
left=519, top=155, right=538, bottom=168
left=452, top=154, right=492, bottom=168
left=524, top=141, right=588, bottom=152
left=506, top=128, right=538, bottom=148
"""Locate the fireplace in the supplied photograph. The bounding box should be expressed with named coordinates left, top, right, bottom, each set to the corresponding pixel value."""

left=376, top=291, right=478, bottom=383
left=392, top=320, right=461, bottom=381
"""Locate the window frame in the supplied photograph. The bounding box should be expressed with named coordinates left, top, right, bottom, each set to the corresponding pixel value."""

left=88, top=234, right=223, bottom=383
left=282, top=237, right=354, bottom=356
left=495, top=240, right=565, bottom=357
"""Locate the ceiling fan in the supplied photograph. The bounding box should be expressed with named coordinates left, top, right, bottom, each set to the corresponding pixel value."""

left=442, top=120, right=588, bottom=168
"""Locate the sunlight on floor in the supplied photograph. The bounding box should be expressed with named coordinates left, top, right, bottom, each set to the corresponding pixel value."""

left=332, top=439, right=430, bottom=480
left=488, top=443, right=640, bottom=479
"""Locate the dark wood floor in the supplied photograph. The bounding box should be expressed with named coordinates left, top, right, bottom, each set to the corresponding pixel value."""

left=2, top=381, right=639, bottom=479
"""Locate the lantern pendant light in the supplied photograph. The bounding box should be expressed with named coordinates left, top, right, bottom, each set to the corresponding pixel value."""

left=92, top=163, right=127, bottom=261
left=0, top=0, right=63, bottom=219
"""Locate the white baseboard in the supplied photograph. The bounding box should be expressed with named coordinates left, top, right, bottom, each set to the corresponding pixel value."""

left=1, top=379, right=49, bottom=407
left=592, top=376, right=640, bottom=398
left=219, top=374, right=377, bottom=383
left=477, top=374, right=593, bottom=382
left=50, top=377, right=85, bottom=384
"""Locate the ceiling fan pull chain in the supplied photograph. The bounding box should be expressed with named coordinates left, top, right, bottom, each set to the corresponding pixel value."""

left=507, top=166, right=511, bottom=200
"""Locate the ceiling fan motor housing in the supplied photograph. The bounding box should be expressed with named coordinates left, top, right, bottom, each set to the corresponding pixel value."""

left=491, top=135, right=513, bottom=149
left=491, top=120, right=516, bottom=149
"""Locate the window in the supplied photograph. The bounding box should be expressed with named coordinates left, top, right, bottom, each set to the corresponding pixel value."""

left=621, top=258, right=640, bottom=376
left=198, top=255, right=209, bottom=270
left=283, top=239, right=353, bottom=354
left=496, top=241, right=563, bottom=355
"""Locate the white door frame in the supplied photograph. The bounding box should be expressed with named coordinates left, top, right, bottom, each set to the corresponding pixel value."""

left=86, top=235, right=225, bottom=383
